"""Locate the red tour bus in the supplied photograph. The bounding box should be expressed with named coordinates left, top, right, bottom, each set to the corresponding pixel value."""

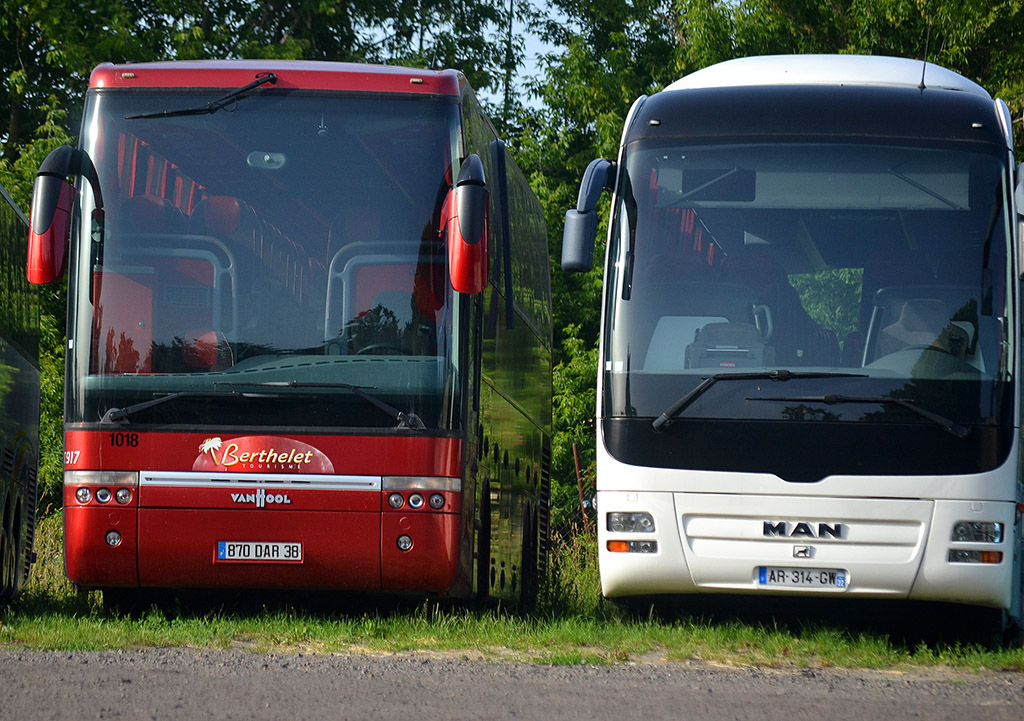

left=27, top=60, right=552, bottom=607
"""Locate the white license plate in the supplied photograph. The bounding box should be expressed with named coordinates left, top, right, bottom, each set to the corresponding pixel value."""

left=757, top=566, right=847, bottom=589
left=216, top=541, right=303, bottom=563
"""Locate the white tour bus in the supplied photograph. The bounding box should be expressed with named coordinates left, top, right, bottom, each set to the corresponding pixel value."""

left=562, top=55, right=1023, bottom=636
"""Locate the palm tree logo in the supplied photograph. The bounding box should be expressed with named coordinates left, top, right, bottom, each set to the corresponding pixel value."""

left=199, top=437, right=223, bottom=464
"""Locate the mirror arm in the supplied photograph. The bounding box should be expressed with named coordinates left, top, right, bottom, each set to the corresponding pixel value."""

left=577, top=158, right=614, bottom=213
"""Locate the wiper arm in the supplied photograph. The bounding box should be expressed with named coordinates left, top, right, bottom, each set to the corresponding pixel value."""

left=651, top=370, right=867, bottom=432
left=887, top=161, right=963, bottom=210
left=101, top=390, right=245, bottom=424
left=125, top=72, right=277, bottom=120
left=214, top=381, right=426, bottom=430
left=747, top=394, right=968, bottom=439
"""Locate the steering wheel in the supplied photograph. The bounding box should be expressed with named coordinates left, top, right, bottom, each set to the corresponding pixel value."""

left=902, top=344, right=959, bottom=358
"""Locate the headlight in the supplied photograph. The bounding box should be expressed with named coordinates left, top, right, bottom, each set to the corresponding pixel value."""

left=607, top=512, right=655, bottom=533
left=951, top=521, right=1003, bottom=543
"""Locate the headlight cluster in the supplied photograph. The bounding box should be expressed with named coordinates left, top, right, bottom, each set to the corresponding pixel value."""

left=387, top=491, right=445, bottom=511
left=74, top=486, right=132, bottom=505
left=951, top=521, right=1003, bottom=544
left=607, top=512, right=655, bottom=533
left=605, top=512, right=657, bottom=554
left=383, top=477, right=461, bottom=553
left=947, top=520, right=1004, bottom=565
left=67, top=471, right=138, bottom=506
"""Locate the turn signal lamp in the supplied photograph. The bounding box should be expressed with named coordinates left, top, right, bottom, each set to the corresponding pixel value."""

left=948, top=550, right=1003, bottom=564
left=606, top=540, right=658, bottom=554
left=396, top=535, right=413, bottom=552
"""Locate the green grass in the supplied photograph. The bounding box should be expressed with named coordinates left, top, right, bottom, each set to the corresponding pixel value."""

left=3, top=514, right=1024, bottom=672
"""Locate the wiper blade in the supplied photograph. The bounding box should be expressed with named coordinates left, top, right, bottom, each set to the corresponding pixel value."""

left=101, top=390, right=245, bottom=424
left=747, top=393, right=968, bottom=439
left=125, top=72, right=277, bottom=120
left=214, top=381, right=426, bottom=430
left=651, top=370, right=867, bottom=432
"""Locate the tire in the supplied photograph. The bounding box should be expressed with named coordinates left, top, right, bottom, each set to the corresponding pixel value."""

left=0, top=523, right=11, bottom=603
left=10, top=504, right=26, bottom=597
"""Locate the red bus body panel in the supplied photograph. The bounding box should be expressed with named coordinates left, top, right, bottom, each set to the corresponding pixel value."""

left=138, top=509, right=382, bottom=590
left=89, top=61, right=462, bottom=97
left=65, top=431, right=461, bottom=475
left=64, top=488, right=139, bottom=586
left=64, top=431, right=464, bottom=592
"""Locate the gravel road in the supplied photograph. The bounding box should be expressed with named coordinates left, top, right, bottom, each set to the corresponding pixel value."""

left=2, top=648, right=1022, bottom=721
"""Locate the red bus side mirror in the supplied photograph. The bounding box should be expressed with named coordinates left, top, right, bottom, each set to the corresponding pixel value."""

left=28, top=172, right=74, bottom=284
left=27, top=145, right=104, bottom=285
left=447, top=154, right=489, bottom=294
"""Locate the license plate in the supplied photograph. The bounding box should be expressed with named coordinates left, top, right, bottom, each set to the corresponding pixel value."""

left=216, top=541, right=303, bottom=563
left=757, top=566, right=847, bottom=589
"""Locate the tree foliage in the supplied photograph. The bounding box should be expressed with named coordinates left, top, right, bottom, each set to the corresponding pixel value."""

left=4, top=0, right=1024, bottom=523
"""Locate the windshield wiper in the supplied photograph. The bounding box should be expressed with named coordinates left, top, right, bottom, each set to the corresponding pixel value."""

left=214, top=381, right=426, bottom=430
left=747, top=393, right=968, bottom=439
left=101, top=390, right=248, bottom=424
left=887, top=163, right=963, bottom=210
left=125, top=72, right=277, bottom=120
left=651, top=370, right=867, bottom=432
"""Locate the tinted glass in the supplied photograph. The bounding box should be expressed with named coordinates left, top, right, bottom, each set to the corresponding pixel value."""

left=66, top=90, right=461, bottom=430
left=604, top=139, right=1013, bottom=431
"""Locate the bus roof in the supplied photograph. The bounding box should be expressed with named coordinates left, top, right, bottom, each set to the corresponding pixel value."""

left=89, top=60, right=463, bottom=97
left=665, top=55, right=989, bottom=97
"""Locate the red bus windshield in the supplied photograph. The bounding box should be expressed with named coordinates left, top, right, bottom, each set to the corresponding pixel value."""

left=66, top=90, right=462, bottom=430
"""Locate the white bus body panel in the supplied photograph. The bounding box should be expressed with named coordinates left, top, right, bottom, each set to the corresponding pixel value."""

left=596, top=435, right=1019, bottom=608
left=665, top=55, right=990, bottom=97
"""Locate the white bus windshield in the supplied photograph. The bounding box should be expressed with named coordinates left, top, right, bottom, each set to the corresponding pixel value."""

left=604, top=140, right=1013, bottom=432
left=66, top=90, right=461, bottom=429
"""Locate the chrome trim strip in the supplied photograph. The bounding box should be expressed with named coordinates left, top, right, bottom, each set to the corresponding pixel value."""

left=140, top=470, right=381, bottom=490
